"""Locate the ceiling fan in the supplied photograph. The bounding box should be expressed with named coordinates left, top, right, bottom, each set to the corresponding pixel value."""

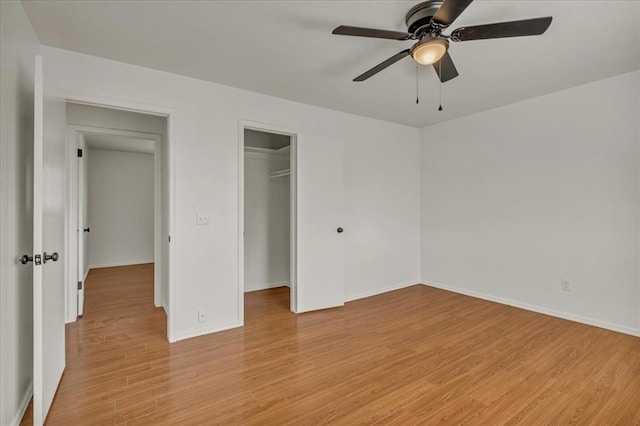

left=332, top=0, right=552, bottom=83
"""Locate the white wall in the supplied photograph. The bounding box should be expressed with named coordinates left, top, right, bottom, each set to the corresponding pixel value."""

left=0, top=2, right=40, bottom=424
left=244, top=152, right=290, bottom=291
left=87, top=149, right=155, bottom=268
left=67, top=102, right=166, bottom=134
left=42, top=46, right=421, bottom=340
left=421, top=71, right=640, bottom=335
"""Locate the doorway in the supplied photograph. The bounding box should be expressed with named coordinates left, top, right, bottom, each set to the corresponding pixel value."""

left=239, top=123, right=348, bottom=320
left=65, top=102, right=171, bottom=338
left=241, top=127, right=295, bottom=317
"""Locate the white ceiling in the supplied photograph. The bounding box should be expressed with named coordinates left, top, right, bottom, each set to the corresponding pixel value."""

left=23, top=0, right=640, bottom=128
left=84, top=133, right=155, bottom=154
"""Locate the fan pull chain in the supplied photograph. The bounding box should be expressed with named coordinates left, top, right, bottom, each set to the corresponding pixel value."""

left=438, top=60, right=443, bottom=111
left=416, top=64, right=419, bottom=104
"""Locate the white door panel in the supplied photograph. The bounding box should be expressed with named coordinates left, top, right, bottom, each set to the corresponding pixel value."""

left=33, top=55, right=66, bottom=426
left=295, top=134, right=344, bottom=312
left=77, top=134, right=87, bottom=316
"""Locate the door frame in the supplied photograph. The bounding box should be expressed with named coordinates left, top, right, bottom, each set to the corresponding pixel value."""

left=238, top=119, right=298, bottom=321
left=65, top=124, right=163, bottom=320
left=56, top=93, right=178, bottom=342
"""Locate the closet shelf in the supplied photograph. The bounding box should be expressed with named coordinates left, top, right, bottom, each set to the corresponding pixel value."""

left=269, top=168, right=290, bottom=179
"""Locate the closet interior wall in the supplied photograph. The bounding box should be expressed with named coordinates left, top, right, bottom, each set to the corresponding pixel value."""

left=244, top=131, right=291, bottom=292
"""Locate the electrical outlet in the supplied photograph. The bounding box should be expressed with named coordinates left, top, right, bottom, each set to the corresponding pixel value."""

left=561, top=279, right=571, bottom=292
left=196, top=212, right=209, bottom=225
left=198, top=310, right=206, bottom=323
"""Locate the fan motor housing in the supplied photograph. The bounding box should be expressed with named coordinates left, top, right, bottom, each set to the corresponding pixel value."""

left=405, top=1, right=444, bottom=34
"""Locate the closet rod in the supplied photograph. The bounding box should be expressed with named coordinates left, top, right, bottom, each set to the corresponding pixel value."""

left=269, top=168, right=290, bottom=179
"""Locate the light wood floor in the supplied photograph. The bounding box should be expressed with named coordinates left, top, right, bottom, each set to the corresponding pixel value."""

left=22, top=264, right=640, bottom=425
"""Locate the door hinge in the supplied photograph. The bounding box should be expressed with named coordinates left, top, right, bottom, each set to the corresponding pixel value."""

left=168, top=235, right=171, bottom=243
left=34, top=254, right=42, bottom=265
left=77, top=148, right=83, bottom=158
left=77, top=282, right=83, bottom=290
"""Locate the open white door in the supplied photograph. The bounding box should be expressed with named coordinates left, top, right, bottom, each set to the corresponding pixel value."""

left=77, top=134, right=87, bottom=316
left=295, top=134, right=344, bottom=312
left=33, top=55, right=66, bottom=426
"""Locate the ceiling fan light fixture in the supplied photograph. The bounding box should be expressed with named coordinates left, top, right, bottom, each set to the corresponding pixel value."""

left=411, top=36, right=448, bottom=65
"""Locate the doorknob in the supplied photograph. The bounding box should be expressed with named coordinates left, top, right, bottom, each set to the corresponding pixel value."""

left=20, top=255, right=33, bottom=265
left=43, top=252, right=59, bottom=263
left=337, top=227, right=344, bottom=233
left=83, top=228, right=90, bottom=233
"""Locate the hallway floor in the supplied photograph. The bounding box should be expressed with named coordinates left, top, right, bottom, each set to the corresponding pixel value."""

left=22, top=265, right=640, bottom=424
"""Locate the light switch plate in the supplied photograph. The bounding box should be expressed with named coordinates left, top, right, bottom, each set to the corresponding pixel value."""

left=196, top=212, right=209, bottom=225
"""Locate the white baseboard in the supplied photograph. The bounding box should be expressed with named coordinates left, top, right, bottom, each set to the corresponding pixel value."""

left=345, top=280, right=421, bottom=303
left=422, top=280, right=640, bottom=337
left=176, top=321, right=242, bottom=342
left=83, top=267, right=90, bottom=282
left=89, top=259, right=154, bottom=269
left=244, top=281, right=289, bottom=292
left=10, top=383, right=33, bottom=426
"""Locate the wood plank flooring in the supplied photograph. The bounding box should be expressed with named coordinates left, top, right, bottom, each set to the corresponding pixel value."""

left=22, top=264, right=640, bottom=424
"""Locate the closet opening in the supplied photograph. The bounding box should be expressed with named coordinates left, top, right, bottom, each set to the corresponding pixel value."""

left=240, top=125, right=296, bottom=320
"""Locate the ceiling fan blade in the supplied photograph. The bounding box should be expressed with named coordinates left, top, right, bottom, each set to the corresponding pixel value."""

left=432, top=0, right=474, bottom=28
left=433, top=51, right=459, bottom=82
left=451, top=17, right=553, bottom=41
left=332, top=25, right=411, bottom=40
left=354, top=49, right=411, bottom=82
